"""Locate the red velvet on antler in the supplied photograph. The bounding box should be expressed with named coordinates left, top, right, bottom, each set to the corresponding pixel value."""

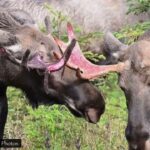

left=47, top=39, right=76, bottom=72
left=3, top=39, right=76, bottom=73
left=55, top=23, right=124, bottom=80
left=26, top=52, right=69, bottom=71
left=26, top=39, right=76, bottom=72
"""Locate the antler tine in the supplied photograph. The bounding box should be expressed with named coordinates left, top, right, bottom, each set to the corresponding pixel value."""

left=47, top=39, right=76, bottom=72
left=5, top=37, right=75, bottom=73
left=77, top=62, right=126, bottom=80
left=67, top=22, right=76, bottom=41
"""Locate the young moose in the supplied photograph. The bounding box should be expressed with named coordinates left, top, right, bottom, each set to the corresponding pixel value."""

left=102, top=31, right=150, bottom=150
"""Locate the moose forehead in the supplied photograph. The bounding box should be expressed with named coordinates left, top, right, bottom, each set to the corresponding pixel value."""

left=129, top=40, right=150, bottom=71
left=16, top=26, right=51, bottom=47
left=118, top=40, right=150, bottom=90
left=14, top=25, right=59, bottom=63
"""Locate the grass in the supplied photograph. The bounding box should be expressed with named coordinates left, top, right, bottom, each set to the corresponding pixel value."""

left=4, top=74, right=128, bottom=150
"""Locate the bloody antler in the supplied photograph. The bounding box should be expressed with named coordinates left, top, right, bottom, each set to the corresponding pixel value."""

left=47, top=39, right=76, bottom=72
left=55, top=23, right=125, bottom=80
left=26, top=39, right=76, bottom=72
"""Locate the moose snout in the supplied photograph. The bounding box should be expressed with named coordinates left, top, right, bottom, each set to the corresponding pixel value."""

left=125, top=125, right=149, bottom=150
left=85, top=108, right=101, bottom=123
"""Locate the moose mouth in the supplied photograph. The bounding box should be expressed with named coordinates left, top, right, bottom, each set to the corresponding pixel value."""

left=128, top=140, right=150, bottom=150
left=84, top=108, right=101, bottom=123
left=67, top=106, right=100, bottom=123
left=65, top=97, right=101, bottom=123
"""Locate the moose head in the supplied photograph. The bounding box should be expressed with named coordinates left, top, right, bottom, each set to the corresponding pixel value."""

left=0, top=8, right=107, bottom=139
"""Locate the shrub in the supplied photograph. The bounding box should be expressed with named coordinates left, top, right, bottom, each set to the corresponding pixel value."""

left=127, top=0, right=150, bottom=14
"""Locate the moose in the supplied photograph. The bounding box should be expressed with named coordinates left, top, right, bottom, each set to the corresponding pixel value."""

left=102, top=31, right=150, bottom=150
left=0, top=8, right=109, bottom=139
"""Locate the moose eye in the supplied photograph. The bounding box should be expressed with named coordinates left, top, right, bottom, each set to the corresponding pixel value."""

left=145, top=76, right=150, bottom=86
left=41, top=42, right=45, bottom=45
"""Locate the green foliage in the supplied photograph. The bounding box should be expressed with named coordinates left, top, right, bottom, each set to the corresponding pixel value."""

left=114, top=21, right=150, bottom=44
left=44, top=4, right=103, bottom=51
left=44, top=4, right=69, bottom=38
left=83, top=51, right=105, bottom=63
left=127, top=0, right=150, bottom=14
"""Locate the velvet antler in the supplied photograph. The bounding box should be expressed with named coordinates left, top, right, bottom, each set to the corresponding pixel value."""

left=4, top=39, right=76, bottom=73
left=54, top=23, right=125, bottom=80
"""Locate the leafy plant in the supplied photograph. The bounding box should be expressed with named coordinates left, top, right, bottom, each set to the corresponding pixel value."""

left=127, top=0, right=150, bottom=14
left=114, top=21, right=150, bottom=44
left=44, top=4, right=69, bottom=38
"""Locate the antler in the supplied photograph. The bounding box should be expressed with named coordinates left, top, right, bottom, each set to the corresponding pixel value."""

left=4, top=39, right=76, bottom=73
left=47, top=39, right=76, bottom=72
left=54, top=23, right=125, bottom=80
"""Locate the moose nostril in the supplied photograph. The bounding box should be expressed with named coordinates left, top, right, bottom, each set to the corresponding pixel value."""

left=126, top=126, right=149, bottom=150
left=125, top=128, right=132, bottom=141
left=130, top=143, right=138, bottom=150
left=141, top=131, right=149, bottom=140
left=125, top=127, right=149, bottom=142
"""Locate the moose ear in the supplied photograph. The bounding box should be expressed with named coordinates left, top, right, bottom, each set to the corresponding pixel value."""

left=103, top=32, right=129, bottom=61
left=104, top=32, right=128, bottom=52
left=0, top=8, right=21, bottom=33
